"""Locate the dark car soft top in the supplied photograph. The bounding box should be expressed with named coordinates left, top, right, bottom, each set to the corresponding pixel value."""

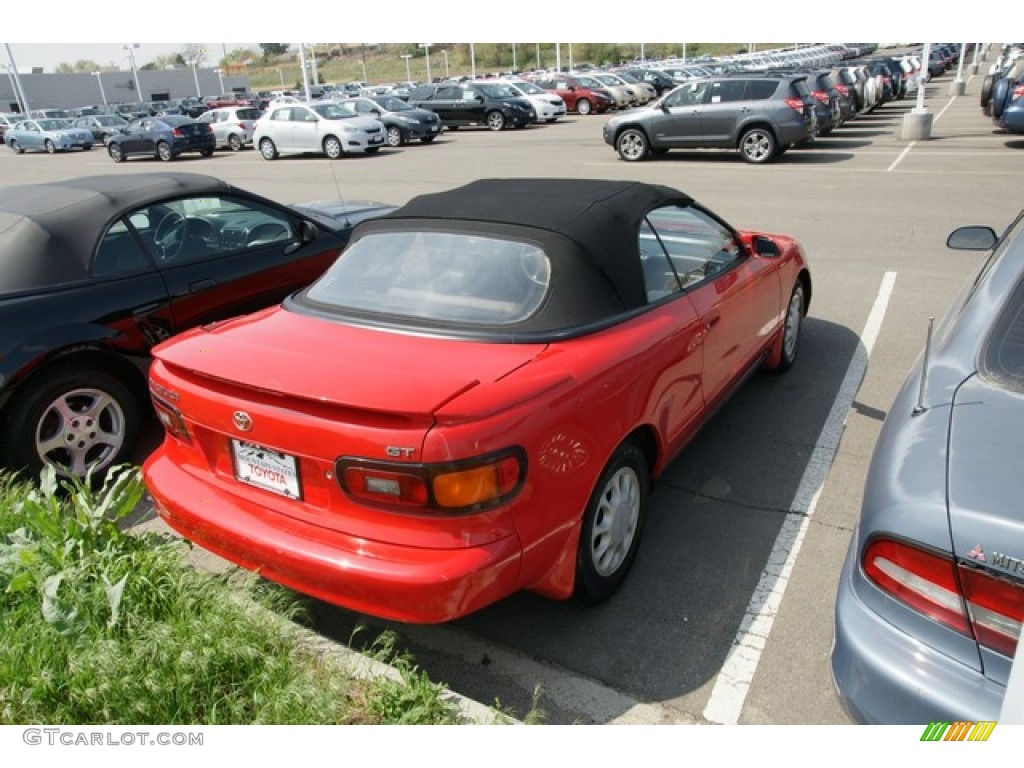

left=359, top=178, right=694, bottom=311
left=0, top=174, right=234, bottom=295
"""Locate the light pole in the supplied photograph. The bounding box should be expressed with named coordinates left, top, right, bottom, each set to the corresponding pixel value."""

left=421, top=44, right=432, bottom=83
left=512, top=43, right=516, bottom=72
left=214, top=68, right=225, bottom=94
left=4, top=45, right=29, bottom=113
left=401, top=54, right=412, bottom=82
left=273, top=67, right=284, bottom=87
left=442, top=49, right=449, bottom=79
left=189, top=57, right=201, bottom=97
left=122, top=43, right=140, bottom=101
left=93, top=71, right=107, bottom=105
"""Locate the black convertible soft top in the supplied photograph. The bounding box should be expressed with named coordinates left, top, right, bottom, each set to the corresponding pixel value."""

left=354, top=178, right=694, bottom=314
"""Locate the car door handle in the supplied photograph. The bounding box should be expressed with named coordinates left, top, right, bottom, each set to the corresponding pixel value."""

left=704, top=312, right=722, bottom=332
left=189, top=279, right=216, bottom=292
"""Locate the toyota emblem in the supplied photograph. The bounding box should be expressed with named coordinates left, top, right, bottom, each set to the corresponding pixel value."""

left=232, top=411, right=253, bottom=432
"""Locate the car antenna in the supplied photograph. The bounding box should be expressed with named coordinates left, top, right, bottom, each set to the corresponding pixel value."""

left=912, top=316, right=935, bottom=416
left=328, top=158, right=348, bottom=218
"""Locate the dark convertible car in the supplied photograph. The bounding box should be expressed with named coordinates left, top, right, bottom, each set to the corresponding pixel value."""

left=0, top=173, right=394, bottom=481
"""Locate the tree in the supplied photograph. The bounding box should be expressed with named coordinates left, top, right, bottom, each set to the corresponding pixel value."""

left=259, top=44, right=290, bottom=60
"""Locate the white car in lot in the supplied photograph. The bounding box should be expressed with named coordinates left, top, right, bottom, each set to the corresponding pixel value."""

left=197, top=106, right=262, bottom=151
left=498, top=79, right=567, bottom=123
left=253, top=101, right=386, bottom=160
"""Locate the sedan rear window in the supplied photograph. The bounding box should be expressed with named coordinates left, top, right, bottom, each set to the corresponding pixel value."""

left=304, top=231, right=550, bottom=325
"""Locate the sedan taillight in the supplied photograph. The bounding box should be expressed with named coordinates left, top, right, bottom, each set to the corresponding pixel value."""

left=337, top=448, right=525, bottom=513
left=863, top=538, right=1024, bottom=657
left=171, top=127, right=184, bottom=138
left=1012, top=85, right=1024, bottom=101
left=834, top=84, right=850, bottom=97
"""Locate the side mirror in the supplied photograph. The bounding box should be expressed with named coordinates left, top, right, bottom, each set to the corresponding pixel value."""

left=947, top=225, right=997, bottom=251
left=752, top=235, right=781, bottom=258
left=285, top=220, right=318, bottom=255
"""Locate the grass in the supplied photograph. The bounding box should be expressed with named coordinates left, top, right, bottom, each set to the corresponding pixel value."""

left=232, top=43, right=790, bottom=90
left=0, top=465, right=488, bottom=725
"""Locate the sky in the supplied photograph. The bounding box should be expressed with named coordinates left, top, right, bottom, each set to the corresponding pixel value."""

left=4, top=44, right=256, bottom=73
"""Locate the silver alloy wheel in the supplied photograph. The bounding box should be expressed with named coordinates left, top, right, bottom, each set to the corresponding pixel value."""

left=486, top=111, right=505, bottom=131
left=228, top=133, right=243, bottom=151
left=782, top=284, right=804, bottom=363
left=157, top=141, right=173, bottom=161
left=740, top=128, right=775, bottom=163
left=588, top=465, right=641, bottom=578
left=11, top=139, right=23, bottom=154
left=576, top=98, right=592, bottom=115
left=45, top=139, right=56, bottom=154
left=34, top=387, right=127, bottom=479
left=108, top=143, right=123, bottom=162
left=259, top=137, right=277, bottom=160
left=386, top=125, right=403, bottom=147
left=324, top=135, right=343, bottom=159
left=616, top=129, right=648, bottom=161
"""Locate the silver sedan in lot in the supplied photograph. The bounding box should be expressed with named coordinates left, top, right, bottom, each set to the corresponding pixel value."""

left=197, top=106, right=262, bottom=151
left=253, top=101, right=386, bottom=160
left=832, top=209, right=1024, bottom=724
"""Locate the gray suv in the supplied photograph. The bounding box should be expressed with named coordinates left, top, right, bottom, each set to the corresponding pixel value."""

left=602, top=73, right=817, bottom=164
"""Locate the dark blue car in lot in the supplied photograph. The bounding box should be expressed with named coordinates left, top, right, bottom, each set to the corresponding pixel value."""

left=107, top=115, right=216, bottom=162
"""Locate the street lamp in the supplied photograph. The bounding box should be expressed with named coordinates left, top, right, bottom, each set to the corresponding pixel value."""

left=92, top=71, right=107, bottom=105
left=273, top=67, right=284, bottom=87
left=214, top=68, right=225, bottom=94
left=188, top=56, right=201, bottom=97
left=122, top=43, right=140, bottom=100
left=401, top=53, right=412, bottom=82
left=442, top=49, right=449, bottom=79
left=421, top=44, right=432, bottom=83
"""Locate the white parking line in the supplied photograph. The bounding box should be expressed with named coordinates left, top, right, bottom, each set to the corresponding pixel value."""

left=702, top=271, right=897, bottom=725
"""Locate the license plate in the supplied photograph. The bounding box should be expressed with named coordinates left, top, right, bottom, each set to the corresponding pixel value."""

left=231, top=439, right=301, bottom=499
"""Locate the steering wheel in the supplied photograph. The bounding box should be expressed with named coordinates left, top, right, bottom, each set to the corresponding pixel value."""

left=153, top=212, right=186, bottom=261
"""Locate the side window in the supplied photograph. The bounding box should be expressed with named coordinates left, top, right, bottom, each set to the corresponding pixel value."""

left=748, top=80, right=778, bottom=100
left=665, top=81, right=709, bottom=107
left=437, top=86, right=461, bottom=99
left=639, top=220, right=682, bottom=302
left=645, top=205, right=743, bottom=290
left=708, top=79, right=748, bottom=103
left=93, top=220, right=152, bottom=278
left=150, top=196, right=295, bottom=264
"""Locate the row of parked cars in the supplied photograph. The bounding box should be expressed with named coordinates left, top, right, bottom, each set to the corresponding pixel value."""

left=981, top=43, right=1024, bottom=135
left=600, top=48, right=933, bottom=164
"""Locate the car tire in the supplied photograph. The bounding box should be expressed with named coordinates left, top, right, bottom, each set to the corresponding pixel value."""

left=199, top=147, right=215, bottom=157
left=108, top=143, right=124, bottom=163
left=0, top=367, right=140, bottom=484
left=420, top=135, right=436, bottom=144
left=765, top=282, right=805, bottom=373
left=365, top=146, right=380, bottom=154
left=574, top=440, right=649, bottom=606
left=44, top=139, right=56, bottom=154
left=991, top=78, right=1011, bottom=119
left=156, top=141, right=174, bottom=162
left=258, top=137, right=278, bottom=160
left=576, top=98, right=592, bottom=116
left=981, top=73, right=995, bottom=111
left=386, top=125, right=404, bottom=147
left=227, top=134, right=243, bottom=151
left=739, top=127, right=777, bottom=164
left=323, top=135, right=343, bottom=159
left=10, top=139, right=23, bottom=154
left=616, top=128, right=650, bottom=162
left=486, top=110, right=506, bottom=131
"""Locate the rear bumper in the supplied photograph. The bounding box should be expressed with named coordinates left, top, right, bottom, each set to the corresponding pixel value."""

left=143, top=450, right=524, bottom=623
left=831, top=543, right=1004, bottom=723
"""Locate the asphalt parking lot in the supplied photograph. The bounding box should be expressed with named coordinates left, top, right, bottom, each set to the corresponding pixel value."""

left=3, top=60, right=1020, bottom=725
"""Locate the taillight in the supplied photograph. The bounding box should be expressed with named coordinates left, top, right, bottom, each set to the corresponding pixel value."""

left=1012, top=85, right=1024, bottom=100
left=171, top=127, right=184, bottom=138
left=863, top=538, right=1024, bottom=657
left=834, top=84, right=850, bottom=97
left=812, top=89, right=829, bottom=104
left=337, top=448, right=525, bottom=513
left=783, top=97, right=806, bottom=113
left=151, top=395, right=191, bottom=444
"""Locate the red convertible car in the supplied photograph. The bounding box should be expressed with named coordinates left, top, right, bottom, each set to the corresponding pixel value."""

left=143, top=178, right=812, bottom=623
